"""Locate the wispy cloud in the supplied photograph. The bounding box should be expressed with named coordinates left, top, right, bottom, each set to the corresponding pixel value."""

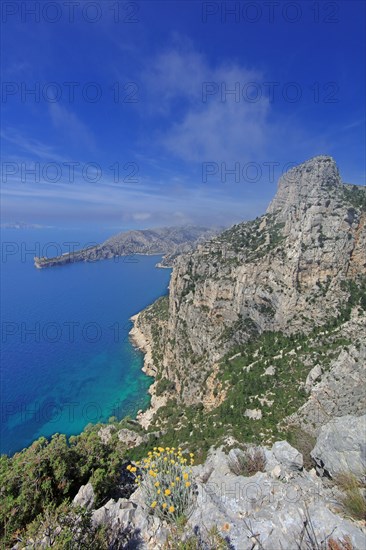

left=1, top=129, right=67, bottom=162
left=144, top=40, right=270, bottom=162
left=1, top=172, right=267, bottom=227
left=48, top=104, right=97, bottom=152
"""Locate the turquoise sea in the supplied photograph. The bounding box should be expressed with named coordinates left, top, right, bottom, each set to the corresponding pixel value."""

left=0, top=227, right=171, bottom=455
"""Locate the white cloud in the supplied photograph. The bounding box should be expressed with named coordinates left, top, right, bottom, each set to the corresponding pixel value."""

left=132, top=212, right=152, bottom=221
left=1, top=129, right=67, bottom=162
left=144, top=41, right=270, bottom=162
left=48, top=103, right=96, bottom=152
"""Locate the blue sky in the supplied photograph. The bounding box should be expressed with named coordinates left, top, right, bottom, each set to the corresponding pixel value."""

left=1, top=0, right=365, bottom=229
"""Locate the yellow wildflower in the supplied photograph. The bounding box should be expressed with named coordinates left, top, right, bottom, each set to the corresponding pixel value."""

left=151, top=501, right=157, bottom=508
left=154, top=481, right=160, bottom=487
left=183, top=472, right=189, bottom=480
left=169, top=505, right=175, bottom=513
left=126, top=464, right=132, bottom=471
left=164, top=489, right=171, bottom=496
left=162, top=503, right=167, bottom=509
left=185, top=481, right=191, bottom=488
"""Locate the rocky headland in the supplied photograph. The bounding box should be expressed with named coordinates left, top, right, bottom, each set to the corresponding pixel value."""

left=34, top=225, right=221, bottom=269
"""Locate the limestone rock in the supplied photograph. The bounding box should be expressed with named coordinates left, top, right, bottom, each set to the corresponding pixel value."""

left=311, top=414, right=366, bottom=478
left=117, top=428, right=145, bottom=448
left=73, top=482, right=95, bottom=510
left=305, top=364, right=322, bottom=393
left=87, top=445, right=366, bottom=549
left=98, top=424, right=116, bottom=444
left=244, top=408, right=262, bottom=420
left=187, top=446, right=365, bottom=550
left=272, top=441, right=303, bottom=471
left=263, top=365, right=275, bottom=376
left=133, top=156, right=366, bottom=410
left=288, top=335, right=366, bottom=434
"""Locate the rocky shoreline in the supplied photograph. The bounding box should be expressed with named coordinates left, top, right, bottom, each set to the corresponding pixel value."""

left=129, top=312, right=167, bottom=429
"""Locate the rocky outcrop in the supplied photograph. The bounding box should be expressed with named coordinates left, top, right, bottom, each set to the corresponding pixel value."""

left=288, top=313, right=366, bottom=434
left=272, top=440, right=303, bottom=471
left=73, top=483, right=95, bottom=510
left=304, top=364, right=323, bottom=393
left=311, top=415, right=366, bottom=479
left=117, top=428, right=146, bottom=447
left=34, top=225, right=221, bottom=268
left=90, top=443, right=366, bottom=549
left=133, top=156, right=366, bottom=409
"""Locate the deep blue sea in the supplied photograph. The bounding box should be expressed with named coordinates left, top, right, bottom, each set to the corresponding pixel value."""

left=0, top=227, right=171, bottom=455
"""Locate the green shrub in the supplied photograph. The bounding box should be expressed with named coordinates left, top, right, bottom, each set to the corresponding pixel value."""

left=155, top=377, right=176, bottom=396
left=0, top=429, right=123, bottom=547
left=20, top=502, right=107, bottom=549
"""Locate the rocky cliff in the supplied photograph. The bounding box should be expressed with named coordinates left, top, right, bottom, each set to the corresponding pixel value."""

left=133, top=156, right=366, bottom=411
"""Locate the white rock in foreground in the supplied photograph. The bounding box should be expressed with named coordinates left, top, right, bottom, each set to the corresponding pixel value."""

left=73, top=482, right=95, bottom=510
left=311, top=414, right=366, bottom=478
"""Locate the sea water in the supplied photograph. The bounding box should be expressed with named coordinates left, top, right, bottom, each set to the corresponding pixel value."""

left=0, top=227, right=171, bottom=455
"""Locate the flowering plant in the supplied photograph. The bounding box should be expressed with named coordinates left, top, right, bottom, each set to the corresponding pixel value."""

left=126, top=446, right=196, bottom=522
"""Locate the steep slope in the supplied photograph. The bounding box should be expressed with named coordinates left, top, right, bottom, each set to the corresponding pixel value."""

left=133, top=156, right=366, bottom=409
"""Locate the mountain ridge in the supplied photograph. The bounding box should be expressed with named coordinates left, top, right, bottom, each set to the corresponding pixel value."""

left=33, top=225, right=223, bottom=269
left=131, top=155, right=366, bottom=415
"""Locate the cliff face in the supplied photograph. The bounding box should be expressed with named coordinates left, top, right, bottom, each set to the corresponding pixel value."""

left=143, top=156, right=365, bottom=406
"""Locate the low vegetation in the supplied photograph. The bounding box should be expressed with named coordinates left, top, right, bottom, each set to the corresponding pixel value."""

left=164, top=522, right=232, bottom=549
left=334, top=472, right=366, bottom=521
left=227, top=447, right=266, bottom=477
left=0, top=425, right=126, bottom=547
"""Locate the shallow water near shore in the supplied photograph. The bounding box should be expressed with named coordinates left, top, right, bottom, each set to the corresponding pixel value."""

left=0, top=227, right=171, bottom=455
